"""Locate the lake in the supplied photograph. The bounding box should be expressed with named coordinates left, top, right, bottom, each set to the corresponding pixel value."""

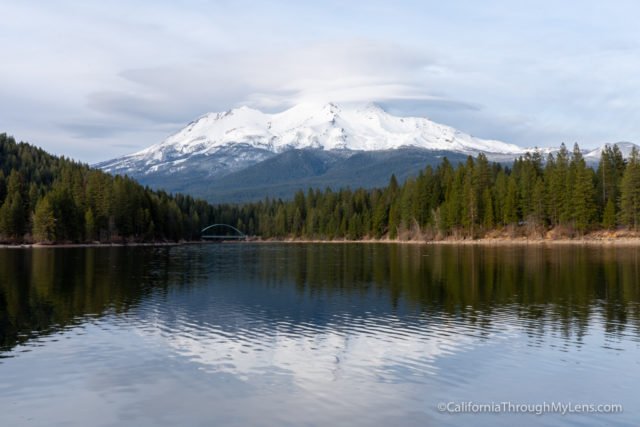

left=0, top=243, right=638, bottom=426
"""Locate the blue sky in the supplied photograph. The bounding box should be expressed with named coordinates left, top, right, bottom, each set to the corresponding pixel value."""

left=1, top=0, right=638, bottom=162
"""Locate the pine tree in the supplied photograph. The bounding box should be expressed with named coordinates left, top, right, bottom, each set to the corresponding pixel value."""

left=602, top=198, right=616, bottom=230
left=461, top=156, right=478, bottom=236
left=545, top=144, right=570, bottom=225
left=570, top=144, right=596, bottom=233
left=619, top=148, right=640, bottom=230
left=371, top=201, right=388, bottom=238
left=596, top=144, right=625, bottom=223
left=482, top=188, right=494, bottom=229
left=493, top=171, right=508, bottom=225
left=412, top=169, right=431, bottom=226
left=292, top=207, right=302, bottom=236
left=531, top=177, right=546, bottom=226
left=514, top=152, right=541, bottom=220
left=0, top=171, right=6, bottom=205
left=84, top=208, right=96, bottom=241
left=388, top=200, right=400, bottom=239
left=33, top=196, right=56, bottom=242
left=503, top=176, right=518, bottom=225
left=441, top=166, right=465, bottom=232
left=0, top=171, right=26, bottom=239
left=557, top=144, right=572, bottom=224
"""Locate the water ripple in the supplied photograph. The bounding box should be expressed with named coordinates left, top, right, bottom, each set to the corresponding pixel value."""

left=1, top=244, right=639, bottom=426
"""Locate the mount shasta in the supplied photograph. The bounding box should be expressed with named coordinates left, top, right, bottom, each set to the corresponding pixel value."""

left=97, top=103, right=637, bottom=203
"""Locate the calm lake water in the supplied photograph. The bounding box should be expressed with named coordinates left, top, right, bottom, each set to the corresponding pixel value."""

left=0, top=243, right=639, bottom=426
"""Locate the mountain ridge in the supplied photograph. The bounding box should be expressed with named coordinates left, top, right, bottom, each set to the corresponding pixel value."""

left=96, top=103, right=639, bottom=203
left=97, top=102, right=526, bottom=177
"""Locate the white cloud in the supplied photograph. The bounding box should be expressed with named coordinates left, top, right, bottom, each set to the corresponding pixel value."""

left=0, top=1, right=639, bottom=162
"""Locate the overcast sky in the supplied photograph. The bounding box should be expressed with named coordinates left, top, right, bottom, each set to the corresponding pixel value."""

left=1, top=0, right=639, bottom=162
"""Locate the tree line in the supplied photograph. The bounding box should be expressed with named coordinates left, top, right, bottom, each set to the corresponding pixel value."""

left=1, top=133, right=640, bottom=243
left=0, top=134, right=218, bottom=243
left=212, top=143, right=640, bottom=239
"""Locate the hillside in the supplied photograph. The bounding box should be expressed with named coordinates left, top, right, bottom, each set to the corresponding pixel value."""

left=0, top=133, right=216, bottom=243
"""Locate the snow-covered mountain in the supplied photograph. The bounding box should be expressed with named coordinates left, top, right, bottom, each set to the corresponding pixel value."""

left=97, top=102, right=525, bottom=177
left=583, top=141, right=638, bottom=162
left=96, top=102, right=638, bottom=202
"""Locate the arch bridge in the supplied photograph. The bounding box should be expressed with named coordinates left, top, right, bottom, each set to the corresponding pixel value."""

left=200, top=224, right=248, bottom=241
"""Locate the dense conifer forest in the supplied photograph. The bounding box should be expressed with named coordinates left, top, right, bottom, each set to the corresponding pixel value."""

left=1, top=132, right=640, bottom=243
left=210, top=142, right=640, bottom=240
left=0, top=133, right=216, bottom=243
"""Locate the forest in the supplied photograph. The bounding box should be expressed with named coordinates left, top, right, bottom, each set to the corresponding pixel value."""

left=1, top=132, right=640, bottom=243
left=208, top=142, right=640, bottom=240
left=0, top=133, right=217, bottom=243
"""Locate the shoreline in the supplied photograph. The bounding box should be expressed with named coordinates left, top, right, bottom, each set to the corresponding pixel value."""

left=257, top=228, right=640, bottom=246
left=257, top=237, right=640, bottom=246
left=2, top=237, right=640, bottom=248
left=0, top=241, right=205, bottom=249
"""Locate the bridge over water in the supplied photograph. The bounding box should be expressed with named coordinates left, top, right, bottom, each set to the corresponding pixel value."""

left=200, top=224, right=249, bottom=241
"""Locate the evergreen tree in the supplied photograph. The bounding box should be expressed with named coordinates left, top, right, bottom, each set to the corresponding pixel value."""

left=570, top=144, right=596, bottom=233
left=602, top=198, right=616, bottom=230
left=619, top=148, right=640, bottom=230
left=461, top=157, right=478, bottom=235
left=531, top=177, right=546, bottom=226
left=596, top=144, right=625, bottom=222
left=557, top=144, right=572, bottom=224
left=85, top=208, right=96, bottom=241
left=33, top=196, right=56, bottom=242
left=0, top=171, right=26, bottom=239
left=493, top=171, right=508, bottom=225
left=482, top=188, right=494, bottom=229
left=388, top=199, right=400, bottom=239
left=503, top=176, right=518, bottom=225
left=0, top=171, right=6, bottom=205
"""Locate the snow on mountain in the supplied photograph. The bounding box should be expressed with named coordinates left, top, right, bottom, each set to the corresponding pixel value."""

left=584, top=141, right=639, bottom=162
left=97, top=102, right=526, bottom=176
left=94, top=103, right=639, bottom=203
left=97, top=102, right=640, bottom=182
